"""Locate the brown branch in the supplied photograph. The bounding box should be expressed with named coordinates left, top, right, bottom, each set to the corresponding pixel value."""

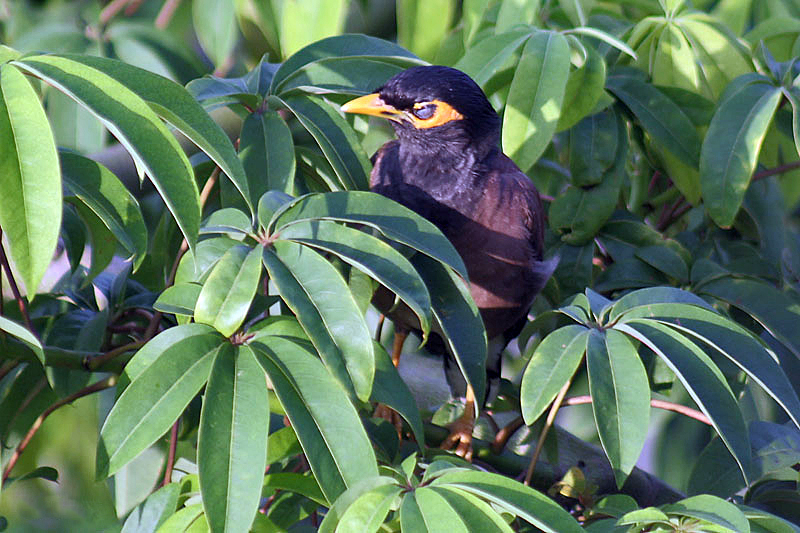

left=155, top=0, right=183, bottom=29
left=0, top=359, right=20, bottom=383
left=0, top=234, right=34, bottom=334
left=563, top=395, right=711, bottom=425
left=2, top=376, right=117, bottom=484
left=84, top=341, right=145, bottom=372
left=162, top=420, right=179, bottom=487
left=525, top=379, right=572, bottom=486
left=753, top=160, right=800, bottom=182
left=99, top=0, right=132, bottom=25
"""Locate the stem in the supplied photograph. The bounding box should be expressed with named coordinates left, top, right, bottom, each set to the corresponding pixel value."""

left=85, top=341, right=145, bottom=371
left=2, top=376, right=117, bottom=485
left=524, top=379, right=571, bottom=486
left=162, top=420, right=179, bottom=487
left=0, top=237, right=34, bottom=334
left=155, top=0, right=183, bottom=29
left=0, top=359, right=20, bottom=382
left=99, top=0, right=132, bottom=24
left=753, top=160, right=800, bottom=182
left=562, top=395, right=711, bottom=425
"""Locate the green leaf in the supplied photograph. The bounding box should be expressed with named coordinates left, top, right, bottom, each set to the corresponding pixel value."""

left=278, top=219, right=432, bottom=336
left=784, top=87, right=800, bottom=161
left=174, top=237, right=239, bottom=285
left=277, top=57, right=412, bottom=96
left=454, top=30, right=531, bottom=87
left=397, top=0, right=456, bottom=62
left=263, top=241, right=374, bottom=401
left=608, top=287, right=713, bottom=321
left=411, top=254, right=487, bottom=410
left=278, top=0, right=347, bottom=59
left=503, top=30, right=570, bottom=172
left=634, top=245, right=689, bottom=281
left=262, top=472, right=326, bottom=506
left=616, top=320, right=752, bottom=481
left=60, top=152, right=147, bottom=267
left=156, top=503, right=207, bottom=533
left=15, top=55, right=201, bottom=251
left=273, top=191, right=467, bottom=279
left=520, top=325, right=588, bottom=425
left=400, top=492, right=428, bottom=532
left=0, top=63, right=61, bottom=296
left=569, top=108, right=619, bottom=187
left=333, top=482, right=402, bottom=532
left=193, top=0, right=238, bottom=67
left=496, top=0, right=540, bottom=33
left=0, top=316, right=44, bottom=365
left=276, top=93, right=370, bottom=190
left=370, top=342, right=426, bottom=447
left=586, top=329, right=650, bottom=487
left=318, top=477, right=397, bottom=532
left=194, top=244, right=262, bottom=337
left=663, top=495, right=750, bottom=533
left=429, top=469, right=583, bottom=532
left=557, top=45, right=607, bottom=132
left=414, top=487, right=471, bottom=532
left=7, top=466, right=59, bottom=484
left=121, top=483, right=180, bottom=533
left=199, top=345, right=269, bottom=533
left=69, top=201, right=116, bottom=282
left=606, top=72, right=701, bottom=167
left=253, top=337, right=378, bottom=502
left=240, top=110, right=296, bottom=202
left=565, top=27, right=637, bottom=59
left=271, top=34, right=422, bottom=94
left=700, top=79, right=782, bottom=227
left=98, top=325, right=224, bottom=478
left=201, top=208, right=253, bottom=236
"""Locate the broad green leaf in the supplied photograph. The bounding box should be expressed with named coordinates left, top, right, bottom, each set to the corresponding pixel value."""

left=606, top=72, right=700, bottom=167
left=201, top=208, right=253, bottom=236
left=454, top=30, right=530, bottom=87
left=253, top=337, right=378, bottom=502
left=397, top=0, right=456, bottom=62
left=15, top=55, right=201, bottom=251
left=121, top=483, right=180, bottom=533
left=70, top=201, right=116, bottom=282
left=400, top=492, right=428, bottom=532
left=156, top=503, right=207, bottom=533
left=240, top=110, right=296, bottom=203
left=258, top=190, right=295, bottom=231
left=564, top=26, right=637, bottom=59
left=279, top=0, right=347, bottom=58
left=0, top=63, right=61, bottom=296
left=663, top=495, right=750, bottom=533
left=634, top=245, right=689, bottom=281
left=521, top=325, right=588, bottom=424
left=333, top=483, right=402, bottom=533
left=557, top=44, right=607, bottom=132
left=411, top=254, right=487, bottom=410
left=0, top=316, right=43, bottom=365
left=569, top=108, right=619, bottom=186
left=154, top=283, right=202, bottom=318
left=496, top=0, right=540, bottom=33
left=262, top=473, right=326, bottom=506
left=273, top=191, right=467, bottom=278
left=620, top=302, right=800, bottom=428
left=278, top=219, right=432, bottom=336
left=60, top=152, right=147, bottom=267
left=50, top=54, right=249, bottom=211
left=786, top=87, right=800, bottom=160
left=430, top=487, right=515, bottom=532
left=276, top=57, right=411, bottom=96
left=174, top=237, right=239, bottom=285
left=415, top=487, right=471, bottom=532
left=193, top=0, right=238, bottom=67
left=271, top=34, right=422, bottom=94
left=194, top=244, right=262, bottom=337
left=616, top=320, right=752, bottom=480
left=263, top=241, right=374, bottom=401
left=318, top=477, right=397, bottom=532
left=276, top=93, right=370, bottom=190
left=429, top=469, right=583, bottom=532
left=652, top=23, right=700, bottom=93
left=370, top=342, right=426, bottom=447
left=199, top=345, right=269, bottom=533
left=47, top=85, right=106, bottom=153
left=503, top=30, right=570, bottom=172
left=608, top=287, right=712, bottom=321
left=98, top=326, right=224, bottom=477
left=700, top=79, right=782, bottom=227
left=586, top=329, right=650, bottom=487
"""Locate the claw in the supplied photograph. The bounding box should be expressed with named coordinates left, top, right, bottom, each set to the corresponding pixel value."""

left=374, top=403, right=404, bottom=438
left=439, top=384, right=477, bottom=461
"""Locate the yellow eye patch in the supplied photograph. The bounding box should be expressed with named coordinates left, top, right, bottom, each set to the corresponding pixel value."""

left=409, top=100, right=464, bottom=129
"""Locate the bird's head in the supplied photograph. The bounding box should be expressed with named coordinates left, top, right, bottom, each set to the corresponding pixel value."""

left=342, top=66, right=500, bottom=155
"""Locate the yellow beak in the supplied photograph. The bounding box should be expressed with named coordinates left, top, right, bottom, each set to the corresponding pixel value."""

left=341, top=93, right=403, bottom=121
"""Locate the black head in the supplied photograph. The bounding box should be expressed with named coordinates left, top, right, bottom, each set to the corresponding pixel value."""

left=342, top=66, right=500, bottom=154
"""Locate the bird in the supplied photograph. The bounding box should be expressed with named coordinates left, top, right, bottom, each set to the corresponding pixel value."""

left=342, top=65, right=555, bottom=458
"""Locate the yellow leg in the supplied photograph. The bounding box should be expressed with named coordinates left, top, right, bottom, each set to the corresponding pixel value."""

left=440, top=384, right=476, bottom=461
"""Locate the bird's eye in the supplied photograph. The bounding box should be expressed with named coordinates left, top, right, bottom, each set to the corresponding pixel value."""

left=412, top=104, right=437, bottom=120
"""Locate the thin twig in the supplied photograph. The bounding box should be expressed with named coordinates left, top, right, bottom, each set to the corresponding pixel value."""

left=562, top=395, right=711, bottom=425
left=155, top=0, right=183, bottom=29
left=0, top=238, right=34, bottom=333
left=753, top=160, right=800, bottom=182
left=99, top=0, right=132, bottom=25
left=162, top=420, right=179, bottom=487
left=0, top=359, right=20, bottom=383
left=2, top=375, right=117, bottom=484
left=524, top=379, right=571, bottom=486
left=84, top=341, right=145, bottom=371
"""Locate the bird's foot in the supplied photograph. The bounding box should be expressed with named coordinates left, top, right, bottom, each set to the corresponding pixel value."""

left=373, top=403, right=404, bottom=438
left=440, top=415, right=474, bottom=461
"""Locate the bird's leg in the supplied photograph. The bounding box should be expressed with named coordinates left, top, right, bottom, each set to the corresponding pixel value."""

left=373, top=326, right=410, bottom=436
left=440, top=384, right=476, bottom=461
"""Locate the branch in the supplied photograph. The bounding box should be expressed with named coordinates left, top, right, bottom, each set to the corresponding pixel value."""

left=2, top=376, right=117, bottom=485
left=162, top=421, right=179, bottom=487
left=84, top=341, right=145, bottom=372
left=0, top=232, right=34, bottom=333
left=563, top=395, right=711, bottom=425
left=155, top=0, right=183, bottom=29
left=753, top=161, right=800, bottom=182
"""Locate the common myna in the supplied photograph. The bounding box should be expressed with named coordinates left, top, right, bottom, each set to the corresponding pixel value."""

left=342, top=65, right=554, bottom=457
